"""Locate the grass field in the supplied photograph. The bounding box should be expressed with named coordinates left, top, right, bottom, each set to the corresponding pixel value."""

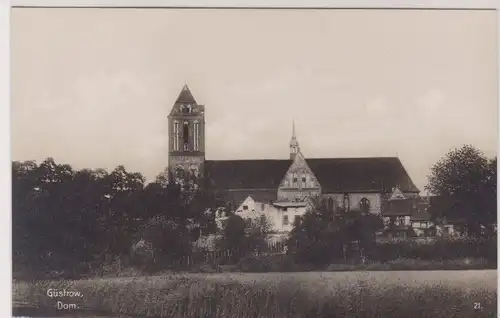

left=13, top=270, right=497, bottom=317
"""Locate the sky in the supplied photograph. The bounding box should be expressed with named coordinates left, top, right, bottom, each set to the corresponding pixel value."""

left=10, top=8, right=498, bottom=192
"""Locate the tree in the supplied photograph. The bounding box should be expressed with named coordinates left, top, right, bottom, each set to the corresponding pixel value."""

left=214, top=214, right=271, bottom=261
left=287, top=195, right=384, bottom=266
left=216, top=215, right=247, bottom=252
left=12, top=157, right=234, bottom=277
left=245, top=215, right=273, bottom=255
left=286, top=196, right=343, bottom=265
left=425, top=145, right=497, bottom=237
left=139, top=215, right=192, bottom=264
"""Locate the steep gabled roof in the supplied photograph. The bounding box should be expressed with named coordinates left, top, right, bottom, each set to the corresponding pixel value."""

left=220, top=189, right=278, bottom=208
left=204, top=157, right=419, bottom=194
left=411, top=196, right=432, bottom=221
left=306, top=157, right=419, bottom=193
left=205, top=159, right=291, bottom=190
left=176, top=84, right=197, bottom=104
left=411, top=208, right=432, bottom=221
left=383, top=198, right=417, bottom=216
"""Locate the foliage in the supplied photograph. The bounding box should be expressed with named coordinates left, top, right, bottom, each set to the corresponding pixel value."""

left=215, top=214, right=272, bottom=261
left=286, top=195, right=384, bottom=266
left=371, top=237, right=497, bottom=264
left=12, top=157, right=227, bottom=279
left=425, top=145, right=497, bottom=236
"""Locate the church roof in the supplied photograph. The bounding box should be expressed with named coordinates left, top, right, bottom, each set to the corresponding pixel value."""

left=205, top=159, right=290, bottom=190
left=175, top=84, right=197, bottom=104
left=204, top=157, right=419, bottom=194
left=307, top=157, right=419, bottom=193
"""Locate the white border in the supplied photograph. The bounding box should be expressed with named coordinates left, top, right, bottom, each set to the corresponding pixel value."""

left=9, top=0, right=500, bottom=9
left=4, top=1, right=500, bottom=317
left=1, top=1, right=10, bottom=317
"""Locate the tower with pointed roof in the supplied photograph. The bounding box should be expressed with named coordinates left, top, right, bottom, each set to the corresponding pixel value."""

left=167, top=84, right=205, bottom=183
left=289, top=119, right=300, bottom=160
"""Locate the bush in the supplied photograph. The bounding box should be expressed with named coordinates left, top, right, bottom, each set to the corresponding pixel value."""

left=236, top=254, right=314, bottom=272
left=372, top=237, right=497, bottom=263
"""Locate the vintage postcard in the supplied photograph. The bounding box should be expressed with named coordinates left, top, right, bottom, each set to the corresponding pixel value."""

left=10, top=5, right=498, bottom=318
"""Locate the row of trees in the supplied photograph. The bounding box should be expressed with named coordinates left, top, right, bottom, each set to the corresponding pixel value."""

left=12, top=158, right=227, bottom=278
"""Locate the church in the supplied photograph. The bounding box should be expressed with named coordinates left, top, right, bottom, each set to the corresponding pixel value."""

left=168, top=85, right=421, bottom=232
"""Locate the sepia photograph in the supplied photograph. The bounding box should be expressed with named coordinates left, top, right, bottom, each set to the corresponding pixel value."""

left=10, top=4, right=498, bottom=317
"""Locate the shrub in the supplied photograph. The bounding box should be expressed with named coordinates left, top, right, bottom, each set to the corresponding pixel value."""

left=236, top=254, right=313, bottom=272
left=372, top=237, right=497, bottom=263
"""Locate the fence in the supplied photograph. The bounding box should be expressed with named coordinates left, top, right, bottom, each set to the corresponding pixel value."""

left=173, top=241, right=288, bottom=270
left=171, top=249, right=241, bottom=270
left=192, top=234, right=288, bottom=253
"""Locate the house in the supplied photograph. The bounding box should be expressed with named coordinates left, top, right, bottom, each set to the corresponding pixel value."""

left=234, top=195, right=310, bottom=233
left=410, top=196, right=435, bottom=236
left=381, top=187, right=417, bottom=238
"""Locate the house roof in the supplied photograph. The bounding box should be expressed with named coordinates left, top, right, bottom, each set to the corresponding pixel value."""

left=383, top=198, right=417, bottom=216
left=205, top=157, right=419, bottom=194
left=219, top=189, right=278, bottom=208
left=411, top=208, right=432, bottom=221
left=273, top=201, right=308, bottom=208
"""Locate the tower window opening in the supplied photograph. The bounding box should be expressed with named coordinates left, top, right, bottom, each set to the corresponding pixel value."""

left=183, top=122, right=189, bottom=150
left=173, top=121, right=179, bottom=151
left=193, top=121, right=199, bottom=151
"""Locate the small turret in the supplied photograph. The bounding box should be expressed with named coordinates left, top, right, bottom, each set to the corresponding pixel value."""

left=289, top=119, right=300, bottom=160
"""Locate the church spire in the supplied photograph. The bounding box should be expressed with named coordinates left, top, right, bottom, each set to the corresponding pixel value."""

left=289, top=119, right=300, bottom=160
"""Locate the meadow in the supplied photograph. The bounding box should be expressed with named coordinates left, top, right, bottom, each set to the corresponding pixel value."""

left=13, top=270, right=497, bottom=318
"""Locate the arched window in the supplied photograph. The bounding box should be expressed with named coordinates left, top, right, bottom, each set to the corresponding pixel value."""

left=360, top=197, right=370, bottom=214
left=328, top=198, right=334, bottom=213
left=183, top=122, right=189, bottom=150
left=187, top=104, right=192, bottom=113
left=343, top=193, right=350, bottom=212
left=173, top=121, right=179, bottom=151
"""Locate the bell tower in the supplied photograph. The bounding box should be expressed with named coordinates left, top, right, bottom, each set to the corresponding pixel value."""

left=167, top=84, right=205, bottom=184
